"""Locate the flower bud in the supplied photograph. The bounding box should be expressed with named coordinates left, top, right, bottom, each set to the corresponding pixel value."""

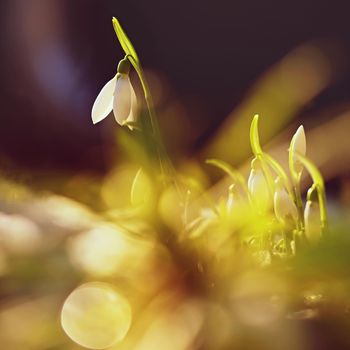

left=91, top=57, right=138, bottom=127
left=113, top=73, right=138, bottom=126
left=273, top=177, right=298, bottom=223
left=289, top=125, right=306, bottom=175
left=304, top=186, right=321, bottom=244
left=248, top=159, right=270, bottom=214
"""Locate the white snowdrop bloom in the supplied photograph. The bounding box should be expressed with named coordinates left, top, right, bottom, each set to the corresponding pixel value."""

left=290, top=125, right=306, bottom=174
left=248, top=159, right=270, bottom=214
left=304, top=200, right=322, bottom=244
left=91, top=59, right=138, bottom=127
left=274, top=178, right=298, bottom=223
left=112, top=73, right=138, bottom=125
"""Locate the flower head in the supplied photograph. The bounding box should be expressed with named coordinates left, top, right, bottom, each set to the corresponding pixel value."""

left=273, top=177, right=298, bottom=223
left=304, top=186, right=322, bottom=244
left=248, top=158, right=271, bottom=214
left=304, top=200, right=321, bottom=244
left=91, top=58, right=138, bottom=128
left=289, top=125, right=306, bottom=175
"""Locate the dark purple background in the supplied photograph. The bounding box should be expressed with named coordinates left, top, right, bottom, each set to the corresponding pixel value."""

left=1, top=0, right=350, bottom=173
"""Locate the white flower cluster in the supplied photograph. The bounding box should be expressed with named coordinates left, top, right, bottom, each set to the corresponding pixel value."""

left=246, top=124, right=322, bottom=245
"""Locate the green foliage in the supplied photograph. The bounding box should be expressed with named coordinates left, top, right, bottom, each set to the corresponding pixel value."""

left=296, top=153, right=328, bottom=230
left=112, top=17, right=139, bottom=63
left=250, top=114, right=263, bottom=156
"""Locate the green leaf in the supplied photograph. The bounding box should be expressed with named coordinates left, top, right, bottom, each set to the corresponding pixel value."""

left=112, top=17, right=139, bottom=63
left=250, top=114, right=263, bottom=156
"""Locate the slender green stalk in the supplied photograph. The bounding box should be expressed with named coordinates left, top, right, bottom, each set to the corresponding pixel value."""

left=249, top=115, right=275, bottom=196
left=127, top=55, right=168, bottom=178
left=205, top=158, right=249, bottom=196
left=296, top=154, right=328, bottom=232
left=293, top=174, right=305, bottom=230
left=112, top=18, right=179, bottom=192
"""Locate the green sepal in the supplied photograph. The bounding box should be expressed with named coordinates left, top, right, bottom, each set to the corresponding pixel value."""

left=117, top=57, right=131, bottom=74
left=123, top=121, right=142, bottom=132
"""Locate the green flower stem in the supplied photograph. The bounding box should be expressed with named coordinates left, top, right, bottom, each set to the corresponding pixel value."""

left=251, top=118, right=294, bottom=197
left=263, top=153, right=291, bottom=194
left=250, top=115, right=276, bottom=197
left=205, top=158, right=250, bottom=197
left=126, top=56, right=156, bottom=132
left=296, top=154, right=328, bottom=233
left=126, top=57, right=178, bottom=191
left=282, top=229, right=290, bottom=254
left=258, top=156, right=275, bottom=197
left=112, top=18, right=178, bottom=191
left=293, top=174, right=305, bottom=230
left=316, top=184, right=328, bottom=232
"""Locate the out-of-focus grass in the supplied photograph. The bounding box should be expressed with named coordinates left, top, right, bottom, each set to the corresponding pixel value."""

left=0, top=151, right=348, bottom=350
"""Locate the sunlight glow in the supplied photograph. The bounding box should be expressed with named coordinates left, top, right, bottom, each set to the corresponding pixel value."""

left=61, top=282, right=132, bottom=349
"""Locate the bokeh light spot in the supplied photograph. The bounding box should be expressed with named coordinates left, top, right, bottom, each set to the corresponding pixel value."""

left=61, top=282, right=132, bottom=349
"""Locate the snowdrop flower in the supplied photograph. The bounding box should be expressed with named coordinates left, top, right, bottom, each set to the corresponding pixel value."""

left=304, top=200, right=321, bottom=244
left=304, top=187, right=322, bottom=244
left=274, top=177, right=298, bottom=223
left=91, top=58, right=138, bottom=127
left=289, top=125, right=306, bottom=175
left=248, top=158, right=271, bottom=214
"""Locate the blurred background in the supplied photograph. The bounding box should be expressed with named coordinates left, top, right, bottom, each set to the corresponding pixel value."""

left=1, top=1, right=350, bottom=349
left=1, top=0, right=350, bottom=175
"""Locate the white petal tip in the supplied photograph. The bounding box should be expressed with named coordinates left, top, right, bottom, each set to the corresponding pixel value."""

left=91, top=114, right=102, bottom=125
left=291, top=124, right=306, bottom=157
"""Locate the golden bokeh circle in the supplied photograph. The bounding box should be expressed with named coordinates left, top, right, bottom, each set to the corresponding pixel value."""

left=61, top=282, right=132, bottom=349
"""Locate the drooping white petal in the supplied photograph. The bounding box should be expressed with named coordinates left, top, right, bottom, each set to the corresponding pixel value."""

left=113, top=74, right=132, bottom=125
left=248, top=169, right=270, bottom=214
left=304, top=200, right=321, bottom=244
left=91, top=76, right=116, bottom=124
left=290, top=125, right=306, bottom=174
left=274, top=187, right=298, bottom=223
left=126, top=83, right=138, bottom=124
